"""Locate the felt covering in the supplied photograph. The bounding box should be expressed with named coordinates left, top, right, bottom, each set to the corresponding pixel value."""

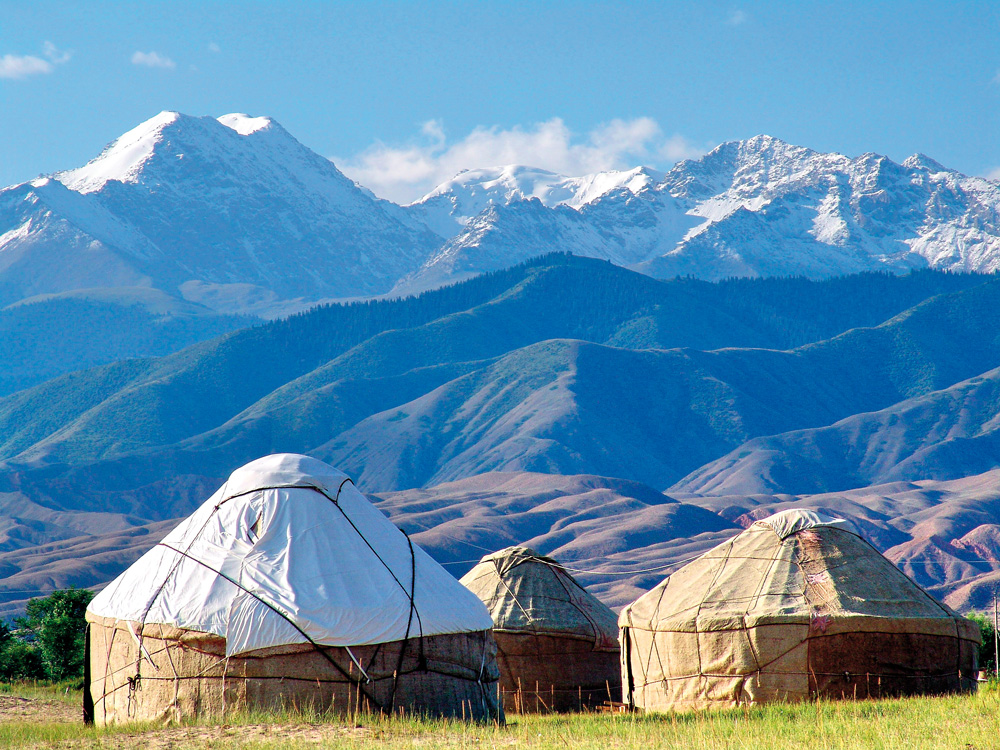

left=619, top=509, right=980, bottom=712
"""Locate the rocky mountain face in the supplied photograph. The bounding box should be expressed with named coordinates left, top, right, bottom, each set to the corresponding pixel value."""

left=0, top=111, right=438, bottom=317
left=398, top=135, right=1000, bottom=292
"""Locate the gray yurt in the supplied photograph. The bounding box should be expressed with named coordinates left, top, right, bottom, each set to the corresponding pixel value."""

left=619, top=509, right=980, bottom=713
left=84, top=454, right=502, bottom=724
left=460, top=546, right=620, bottom=712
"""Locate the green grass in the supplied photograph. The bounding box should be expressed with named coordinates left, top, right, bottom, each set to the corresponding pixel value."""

left=0, top=679, right=81, bottom=704
left=1, top=686, right=999, bottom=749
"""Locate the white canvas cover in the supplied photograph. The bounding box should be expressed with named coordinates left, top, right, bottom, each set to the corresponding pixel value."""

left=756, top=508, right=859, bottom=540
left=88, top=453, right=493, bottom=656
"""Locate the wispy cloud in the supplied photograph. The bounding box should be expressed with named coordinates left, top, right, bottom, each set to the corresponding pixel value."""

left=985, top=166, right=1000, bottom=181
left=42, top=41, right=71, bottom=65
left=338, top=118, right=710, bottom=203
left=727, top=8, right=749, bottom=26
left=660, top=134, right=706, bottom=162
left=0, top=41, right=71, bottom=80
left=208, top=42, right=221, bottom=54
left=131, top=51, right=176, bottom=69
left=993, top=69, right=1000, bottom=85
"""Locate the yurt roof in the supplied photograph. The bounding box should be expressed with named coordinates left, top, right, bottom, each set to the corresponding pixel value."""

left=620, top=508, right=965, bottom=632
left=461, top=546, right=619, bottom=649
left=753, top=508, right=859, bottom=539
left=87, top=453, right=493, bottom=656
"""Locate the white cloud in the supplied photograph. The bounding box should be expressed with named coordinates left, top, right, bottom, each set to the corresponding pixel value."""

left=0, top=41, right=72, bottom=80
left=727, top=9, right=749, bottom=26
left=985, top=166, right=1000, bottom=181
left=0, top=54, right=53, bottom=79
left=131, top=51, right=176, bottom=69
left=208, top=42, right=221, bottom=53
left=338, top=117, right=710, bottom=203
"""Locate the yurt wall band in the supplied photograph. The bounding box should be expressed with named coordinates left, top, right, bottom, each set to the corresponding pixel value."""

left=619, top=509, right=980, bottom=713
left=462, top=547, right=621, bottom=712
left=85, top=454, right=503, bottom=725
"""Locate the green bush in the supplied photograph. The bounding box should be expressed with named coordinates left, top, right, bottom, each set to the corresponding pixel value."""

left=0, top=622, right=45, bottom=681
left=1, top=588, right=94, bottom=683
left=967, top=613, right=997, bottom=674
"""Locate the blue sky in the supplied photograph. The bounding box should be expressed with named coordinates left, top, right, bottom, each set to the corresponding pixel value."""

left=2, top=1, right=998, bottom=201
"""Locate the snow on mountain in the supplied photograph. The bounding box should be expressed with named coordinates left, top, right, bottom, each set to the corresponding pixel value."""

left=4, top=114, right=1000, bottom=313
left=648, top=136, right=1000, bottom=279
left=399, top=134, right=1000, bottom=292
left=394, top=190, right=702, bottom=294
left=405, top=164, right=663, bottom=239
left=0, top=111, right=439, bottom=316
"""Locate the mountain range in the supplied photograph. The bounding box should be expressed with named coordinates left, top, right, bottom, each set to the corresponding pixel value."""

left=1, top=256, right=1000, bottom=616
left=4, top=112, right=1000, bottom=620
left=3, top=111, right=999, bottom=314
left=3, top=111, right=999, bottom=395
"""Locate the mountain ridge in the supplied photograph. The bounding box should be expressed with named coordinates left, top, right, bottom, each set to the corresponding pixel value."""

left=4, top=112, right=1000, bottom=321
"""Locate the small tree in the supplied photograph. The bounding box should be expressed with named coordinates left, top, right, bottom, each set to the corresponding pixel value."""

left=15, top=588, right=94, bottom=681
left=0, top=621, right=45, bottom=681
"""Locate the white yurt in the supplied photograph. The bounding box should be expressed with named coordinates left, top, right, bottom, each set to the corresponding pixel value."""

left=84, top=454, right=502, bottom=724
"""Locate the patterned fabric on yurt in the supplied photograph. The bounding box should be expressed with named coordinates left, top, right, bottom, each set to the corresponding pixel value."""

left=619, top=509, right=980, bottom=713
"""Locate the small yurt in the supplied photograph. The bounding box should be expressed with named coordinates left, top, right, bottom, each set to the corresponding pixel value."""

left=84, top=454, right=502, bottom=725
left=460, top=546, right=620, bottom=712
left=619, top=509, right=980, bottom=713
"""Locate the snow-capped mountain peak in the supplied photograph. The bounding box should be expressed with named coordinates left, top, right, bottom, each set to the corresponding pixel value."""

left=901, top=153, right=953, bottom=174
left=399, top=134, right=1000, bottom=293
left=1, top=110, right=440, bottom=315
left=57, top=110, right=184, bottom=193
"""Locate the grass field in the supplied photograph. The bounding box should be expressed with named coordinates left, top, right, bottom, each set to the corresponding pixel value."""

left=1, top=684, right=998, bottom=749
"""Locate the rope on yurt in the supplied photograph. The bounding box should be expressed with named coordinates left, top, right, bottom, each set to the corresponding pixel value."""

left=128, top=490, right=229, bottom=716
left=476, top=629, right=491, bottom=718
left=386, top=531, right=424, bottom=714
left=492, top=558, right=535, bottom=627
left=741, top=534, right=787, bottom=686
left=127, top=480, right=384, bottom=714
left=156, top=540, right=385, bottom=711
left=548, top=562, right=609, bottom=648
left=315, top=479, right=423, bottom=623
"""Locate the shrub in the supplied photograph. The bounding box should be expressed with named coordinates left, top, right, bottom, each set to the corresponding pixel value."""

left=967, top=613, right=997, bottom=674
left=0, top=622, right=45, bottom=681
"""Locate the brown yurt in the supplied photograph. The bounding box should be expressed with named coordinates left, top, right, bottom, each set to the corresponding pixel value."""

left=460, top=546, right=620, bottom=712
left=84, top=454, right=502, bottom=724
left=619, top=509, right=980, bottom=713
